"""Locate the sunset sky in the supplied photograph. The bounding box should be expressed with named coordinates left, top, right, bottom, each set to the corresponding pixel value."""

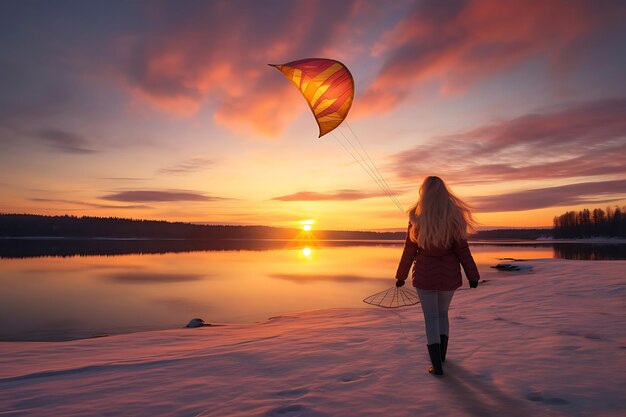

left=1, top=0, right=625, bottom=231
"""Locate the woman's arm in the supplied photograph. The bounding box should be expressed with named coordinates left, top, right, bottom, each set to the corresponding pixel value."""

left=395, top=223, right=418, bottom=282
left=453, top=239, right=480, bottom=283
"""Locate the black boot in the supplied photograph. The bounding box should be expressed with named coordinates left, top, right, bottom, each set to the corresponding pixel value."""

left=440, top=334, right=449, bottom=363
left=427, top=343, right=444, bottom=375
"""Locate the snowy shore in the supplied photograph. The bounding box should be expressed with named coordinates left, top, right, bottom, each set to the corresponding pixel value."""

left=1, top=259, right=624, bottom=417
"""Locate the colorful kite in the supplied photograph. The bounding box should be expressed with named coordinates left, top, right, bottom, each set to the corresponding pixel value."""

left=270, top=58, right=354, bottom=137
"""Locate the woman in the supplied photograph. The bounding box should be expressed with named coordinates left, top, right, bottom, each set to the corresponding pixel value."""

left=395, top=176, right=480, bottom=376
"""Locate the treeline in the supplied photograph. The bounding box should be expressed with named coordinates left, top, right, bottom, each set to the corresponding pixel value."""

left=0, top=214, right=405, bottom=240
left=469, top=228, right=549, bottom=240
left=553, top=206, right=626, bottom=238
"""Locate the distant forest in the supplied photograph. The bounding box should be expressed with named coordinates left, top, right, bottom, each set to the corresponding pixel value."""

left=0, top=214, right=405, bottom=240
left=0, top=214, right=552, bottom=241
left=1, top=210, right=623, bottom=241
left=553, top=206, right=626, bottom=238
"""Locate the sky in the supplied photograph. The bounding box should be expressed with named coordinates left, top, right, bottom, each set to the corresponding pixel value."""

left=1, top=0, right=625, bottom=231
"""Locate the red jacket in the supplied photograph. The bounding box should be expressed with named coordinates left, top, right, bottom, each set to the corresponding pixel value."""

left=395, top=223, right=480, bottom=291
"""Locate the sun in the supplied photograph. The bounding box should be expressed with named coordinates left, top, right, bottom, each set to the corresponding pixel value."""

left=300, top=219, right=314, bottom=231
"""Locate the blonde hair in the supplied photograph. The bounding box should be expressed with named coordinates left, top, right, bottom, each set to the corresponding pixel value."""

left=407, top=176, right=477, bottom=248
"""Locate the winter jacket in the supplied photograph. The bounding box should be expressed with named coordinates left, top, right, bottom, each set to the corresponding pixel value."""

left=395, top=222, right=480, bottom=291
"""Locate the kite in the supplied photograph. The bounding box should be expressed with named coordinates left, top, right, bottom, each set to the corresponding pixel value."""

left=269, top=58, right=354, bottom=137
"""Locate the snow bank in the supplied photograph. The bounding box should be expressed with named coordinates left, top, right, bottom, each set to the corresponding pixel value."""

left=1, top=259, right=625, bottom=416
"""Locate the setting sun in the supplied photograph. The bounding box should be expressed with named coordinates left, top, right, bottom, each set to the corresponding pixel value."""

left=301, top=219, right=314, bottom=231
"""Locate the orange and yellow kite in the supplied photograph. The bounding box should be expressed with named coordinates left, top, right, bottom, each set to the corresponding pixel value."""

left=270, top=58, right=354, bottom=137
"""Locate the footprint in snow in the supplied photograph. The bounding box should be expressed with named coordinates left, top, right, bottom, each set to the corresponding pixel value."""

left=525, top=391, right=570, bottom=405
left=338, top=370, right=374, bottom=383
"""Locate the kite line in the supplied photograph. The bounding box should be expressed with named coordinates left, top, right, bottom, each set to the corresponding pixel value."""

left=331, top=124, right=404, bottom=213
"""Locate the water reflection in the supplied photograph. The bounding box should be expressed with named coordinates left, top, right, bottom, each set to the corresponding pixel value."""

left=552, top=243, right=626, bottom=260
left=0, top=238, right=384, bottom=258
left=1, top=240, right=624, bottom=341
left=2, top=239, right=625, bottom=260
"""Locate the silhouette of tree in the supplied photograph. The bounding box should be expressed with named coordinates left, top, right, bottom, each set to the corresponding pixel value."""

left=553, top=206, right=626, bottom=238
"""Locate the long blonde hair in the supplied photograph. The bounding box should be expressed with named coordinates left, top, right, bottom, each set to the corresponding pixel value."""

left=407, top=176, right=477, bottom=248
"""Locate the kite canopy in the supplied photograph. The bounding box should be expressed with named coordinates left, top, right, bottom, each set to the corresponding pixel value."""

left=270, top=58, right=354, bottom=137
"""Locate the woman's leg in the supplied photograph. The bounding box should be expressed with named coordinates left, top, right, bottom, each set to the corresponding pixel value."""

left=437, top=290, right=455, bottom=336
left=416, top=288, right=440, bottom=345
left=416, top=288, right=444, bottom=375
left=437, top=290, right=455, bottom=362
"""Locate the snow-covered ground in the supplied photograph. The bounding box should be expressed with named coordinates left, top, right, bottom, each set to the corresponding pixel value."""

left=1, top=259, right=624, bottom=417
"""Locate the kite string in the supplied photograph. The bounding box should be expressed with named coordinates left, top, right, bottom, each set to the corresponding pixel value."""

left=336, top=127, right=399, bottom=208
left=331, top=132, right=404, bottom=212
left=335, top=127, right=404, bottom=212
left=334, top=130, right=398, bottom=208
left=330, top=131, right=404, bottom=212
left=344, top=121, right=404, bottom=211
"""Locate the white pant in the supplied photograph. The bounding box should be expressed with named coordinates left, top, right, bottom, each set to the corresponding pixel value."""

left=416, top=288, right=455, bottom=345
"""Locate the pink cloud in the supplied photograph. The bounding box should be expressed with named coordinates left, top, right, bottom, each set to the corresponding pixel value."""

left=357, top=0, right=625, bottom=116
left=116, top=1, right=356, bottom=137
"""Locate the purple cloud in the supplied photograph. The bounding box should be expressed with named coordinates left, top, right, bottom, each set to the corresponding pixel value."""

left=29, top=198, right=150, bottom=210
left=157, top=157, right=214, bottom=175
left=389, top=98, right=626, bottom=185
left=101, top=190, right=225, bottom=203
left=468, top=179, right=626, bottom=212
left=32, top=129, right=97, bottom=154
left=272, top=189, right=385, bottom=201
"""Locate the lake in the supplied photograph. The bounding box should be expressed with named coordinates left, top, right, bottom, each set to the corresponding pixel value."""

left=1, top=239, right=624, bottom=341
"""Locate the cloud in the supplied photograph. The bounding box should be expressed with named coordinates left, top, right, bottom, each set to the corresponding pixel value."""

left=389, top=97, right=626, bottom=185
left=28, top=198, right=150, bottom=210
left=270, top=273, right=389, bottom=284
left=357, top=0, right=625, bottom=115
left=272, top=189, right=385, bottom=201
left=116, top=0, right=357, bottom=137
left=98, top=177, right=150, bottom=181
left=468, top=179, right=626, bottom=212
left=103, top=272, right=207, bottom=284
left=31, top=129, right=97, bottom=154
left=100, top=189, right=225, bottom=202
left=157, top=157, right=214, bottom=175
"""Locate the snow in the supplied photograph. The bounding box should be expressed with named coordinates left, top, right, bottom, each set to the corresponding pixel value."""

left=1, top=259, right=625, bottom=417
